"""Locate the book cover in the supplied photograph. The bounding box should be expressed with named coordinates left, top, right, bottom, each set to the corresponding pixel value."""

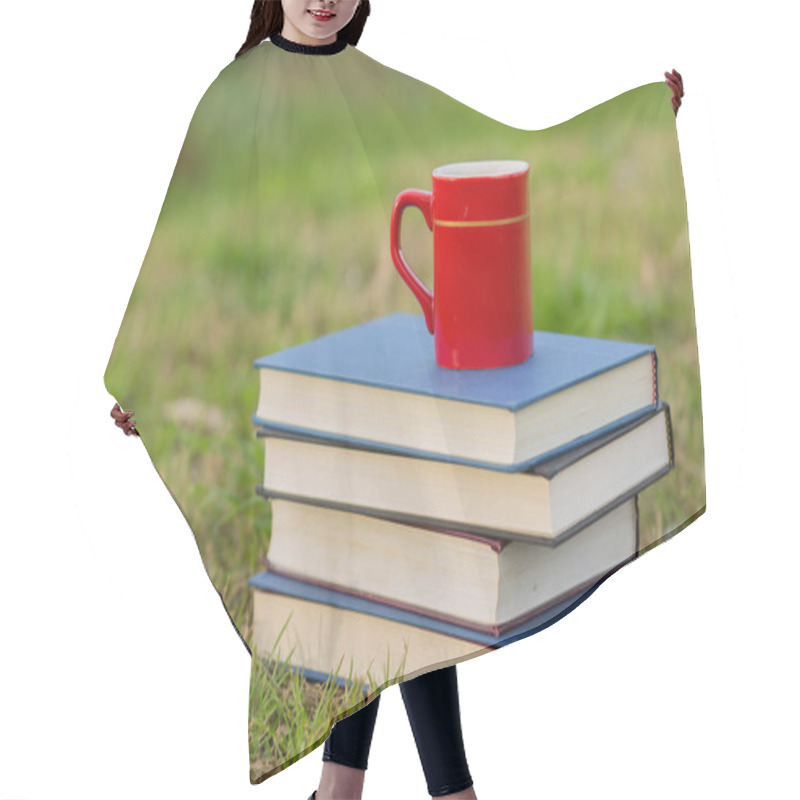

left=254, top=312, right=657, bottom=412
left=249, top=569, right=605, bottom=650
left=262, top=496, right=639, bottom=635
left=255, top=405, right=672, bottom=543
left=253, top=312, right=658, bottom=468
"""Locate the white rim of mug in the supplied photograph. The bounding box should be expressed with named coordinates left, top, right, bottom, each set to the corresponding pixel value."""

left=432, top=160, right=530, bottom=179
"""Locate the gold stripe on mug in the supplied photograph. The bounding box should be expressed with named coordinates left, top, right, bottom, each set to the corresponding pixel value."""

left=433, top=212, right=529, bottom=228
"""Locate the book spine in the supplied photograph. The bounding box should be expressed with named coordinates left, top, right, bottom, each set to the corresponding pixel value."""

left=664, top=403, right=674, bottom=467
left=652, top=350, right=659, bottom=405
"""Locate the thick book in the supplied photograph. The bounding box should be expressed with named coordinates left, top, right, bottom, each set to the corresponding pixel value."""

left=264, top=497, right=639, bottom=635
left=249, top=569, right=606, bottom=687
left=256, top=404, right=672, bottom=544
left=253, top=312, right=658, bottom=470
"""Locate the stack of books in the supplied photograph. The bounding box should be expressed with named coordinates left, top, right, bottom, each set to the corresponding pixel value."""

left=249, top=312, right=673, bottom=689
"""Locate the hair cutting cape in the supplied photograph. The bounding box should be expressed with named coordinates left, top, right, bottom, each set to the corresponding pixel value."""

left=105, top=38, right=704, bottom=783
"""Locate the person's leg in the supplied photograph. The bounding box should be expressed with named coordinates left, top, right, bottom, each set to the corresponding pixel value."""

left=315, top=694, right=381, bottom=800
left=400, top=665, right=476, bottom=799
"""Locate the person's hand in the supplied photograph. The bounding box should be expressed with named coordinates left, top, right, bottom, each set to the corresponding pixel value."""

left=665, top=69, right=684, bottom=116
left=111, top=402, right=139, bottom=436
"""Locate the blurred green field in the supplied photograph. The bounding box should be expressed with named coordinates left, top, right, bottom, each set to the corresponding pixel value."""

left=105, top=48, right=704, bottom=779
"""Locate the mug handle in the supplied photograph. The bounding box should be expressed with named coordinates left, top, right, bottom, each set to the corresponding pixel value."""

left=390, top=189, right=435, bottom=333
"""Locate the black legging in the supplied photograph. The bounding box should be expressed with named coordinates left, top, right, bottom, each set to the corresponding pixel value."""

left=323, top=665, right=473, bottom=797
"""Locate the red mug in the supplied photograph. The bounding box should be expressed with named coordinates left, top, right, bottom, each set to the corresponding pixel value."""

left=390, top=160, right=533, bottom=369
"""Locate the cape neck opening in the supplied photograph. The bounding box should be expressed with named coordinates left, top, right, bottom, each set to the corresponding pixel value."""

left=270, top=32, right=348, bottom=55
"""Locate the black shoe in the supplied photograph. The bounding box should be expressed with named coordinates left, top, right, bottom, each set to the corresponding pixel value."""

left=307, top=793, right=316, bottom=800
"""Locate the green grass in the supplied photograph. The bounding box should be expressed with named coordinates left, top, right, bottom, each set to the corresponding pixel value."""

left=248, top=617, right=409, bottom=783
left=105, top=66, right=704, bottom=779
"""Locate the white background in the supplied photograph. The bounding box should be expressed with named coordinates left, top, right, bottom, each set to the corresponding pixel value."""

left=1, top=1, right=797, bottom=798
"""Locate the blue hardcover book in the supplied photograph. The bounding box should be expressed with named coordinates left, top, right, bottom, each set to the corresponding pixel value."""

left=248, top=568, right=608, bottom=691
left=255, top=405, right=672, bottom=544
left=253, top=312, right=657, bottom=469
